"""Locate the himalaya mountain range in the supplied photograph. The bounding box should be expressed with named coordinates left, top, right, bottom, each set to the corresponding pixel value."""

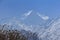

left=0, top=11, right=60, bottom=40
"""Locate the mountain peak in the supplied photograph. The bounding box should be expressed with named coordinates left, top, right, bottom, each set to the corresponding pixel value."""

left=20, top=10, right=49, bottom=25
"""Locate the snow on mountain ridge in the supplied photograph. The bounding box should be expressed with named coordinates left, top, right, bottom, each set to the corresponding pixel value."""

left=0, top=12, right=60, bottom=40
left=40, top=18, right=60, bottom=40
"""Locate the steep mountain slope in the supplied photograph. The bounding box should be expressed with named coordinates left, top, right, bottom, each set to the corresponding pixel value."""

left=40, top=18, right=60, bottom=40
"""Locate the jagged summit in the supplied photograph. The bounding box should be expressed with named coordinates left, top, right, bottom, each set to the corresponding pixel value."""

left=20, top=10, right=50, bottom=26
left=0, top=10, right=51, bottom=28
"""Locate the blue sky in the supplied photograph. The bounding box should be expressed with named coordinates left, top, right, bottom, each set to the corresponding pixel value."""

left=0, top=0, right=60, bottom=24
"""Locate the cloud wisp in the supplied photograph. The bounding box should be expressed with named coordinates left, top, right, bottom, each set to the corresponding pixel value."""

left=21, top=10, right=49, bottom=21
left=37, top=13, right=49, bottom=20
left=21, top=10, right=32, bottom=20
left=24, top=10, right=32, bottom=17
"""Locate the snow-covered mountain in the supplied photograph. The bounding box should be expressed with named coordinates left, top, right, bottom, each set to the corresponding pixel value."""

left=0, top=17, right=60, bottom=40
left=39, top=18, right=60, bottom=40
left=0, top=11, right=60, bottom=40
left=20, top=11, right=50, bottom=26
